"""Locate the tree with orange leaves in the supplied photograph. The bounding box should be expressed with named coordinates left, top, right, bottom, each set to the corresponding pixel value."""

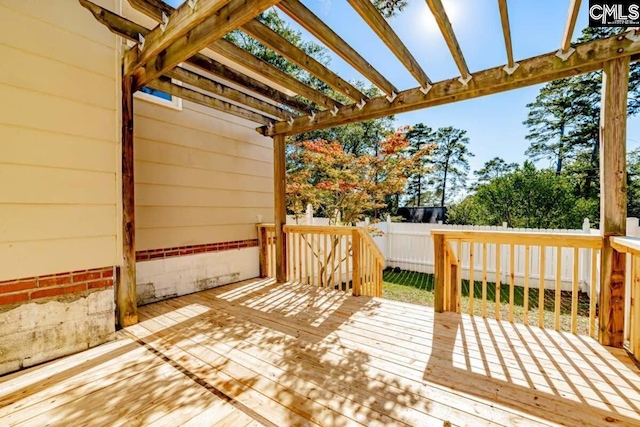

left=287, top=127, right=433, bottom=225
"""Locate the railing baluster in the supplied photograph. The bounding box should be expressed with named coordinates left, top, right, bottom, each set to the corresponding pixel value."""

left=482, top=242, right=488, bottom=318
left=590, top=248, right=597, bottom=338
left=509, top=244, right=515, bottom=323
left=539, top=246, right=546, bottom=328
left=571, top=247, right=579, bottom=333
left=631, top=254, right=640, bottom=357
left=469, top=242, right=475, bottom=316
left=555, top=246, right=562, bottom=331
left=524, top=245, right=530, bottom=325
left=346, top=234, right=351, bottom=292
left=298, top=232, right=302, bottom=284
left=352, top=229, right=361, bottom=296
left=495, top=243, right=501, bottom=321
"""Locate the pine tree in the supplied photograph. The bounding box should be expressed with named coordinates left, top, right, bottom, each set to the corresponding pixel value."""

left=404, top=123, right=435, bottom=206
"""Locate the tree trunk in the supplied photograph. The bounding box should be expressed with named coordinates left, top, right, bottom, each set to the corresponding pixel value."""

left=556, top=122, right=565, bottom=175
left=441, top=161, right=449, bottom=208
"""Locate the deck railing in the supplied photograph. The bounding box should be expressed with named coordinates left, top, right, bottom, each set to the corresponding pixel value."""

left=610, top=236, right=640, bottom=360
left=257, top=224, right=384, bottom=297
left=433, top=229, right=603, bottom=335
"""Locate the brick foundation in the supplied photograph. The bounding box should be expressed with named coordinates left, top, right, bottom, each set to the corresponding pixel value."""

left=136, top=239, right=258, bottom=261
left=0, top=267, right=114, bottom=307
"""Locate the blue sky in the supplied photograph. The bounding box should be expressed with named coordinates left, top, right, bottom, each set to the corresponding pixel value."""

left=168, top=0, right=640, bottom=176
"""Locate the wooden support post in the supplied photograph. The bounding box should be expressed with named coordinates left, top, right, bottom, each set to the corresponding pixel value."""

left=352, top=229, right=361, bottom=296
left=118, top=74, right=138, bottom=328
left=258, top=226, right=268, bottom=278
left=273, top=134, right=287, bottom=283
left=433, top=233, right=445, bottom=313
left=599, top=57, right=629, bottom=347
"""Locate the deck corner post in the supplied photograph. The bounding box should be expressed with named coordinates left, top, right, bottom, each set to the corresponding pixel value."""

left=352, top=229, right=361, bottom=296
left=433, top=233, right=445, bottom=313
left=599, top=56, right=629, bottom=347
left=273, top=133, right=287, bottom=282
left=118, top=73, right=138, bottom=328
left=258, top=225, right=268, bottom=278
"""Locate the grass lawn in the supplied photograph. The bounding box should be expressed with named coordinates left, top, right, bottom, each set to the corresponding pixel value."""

left=382, top=269, right=595, bottom=335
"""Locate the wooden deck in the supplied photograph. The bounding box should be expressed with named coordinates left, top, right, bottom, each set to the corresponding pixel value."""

left=2, top=279, right=640, bottom=426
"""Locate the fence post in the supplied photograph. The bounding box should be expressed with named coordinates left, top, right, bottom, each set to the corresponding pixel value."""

left=306, top=204, right=313, bottom=225
left=434, top=233, right=445, bottom=312
left=352, top=229, right=361, bottom=296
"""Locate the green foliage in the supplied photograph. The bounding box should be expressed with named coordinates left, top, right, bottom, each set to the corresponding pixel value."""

left=472, top=157, right=518, bottom=189
left=404, top=123, right=435, bottom=206
left=448, top=162, right=596, bottom=228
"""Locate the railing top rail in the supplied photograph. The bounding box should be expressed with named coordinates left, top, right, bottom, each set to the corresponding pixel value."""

left=357, top=228, right=386, bottom=262
left=284, top=224, right=357, bottom=235
left=611, top=236, right=640, bottom=255
left=431, top=229, right=603, bottom=249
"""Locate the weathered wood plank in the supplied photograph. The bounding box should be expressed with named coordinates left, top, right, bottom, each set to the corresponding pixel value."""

left=347, top=0, right=431, bottom=88
left=273, top=134, right=287, bottom=282
left=277, top=0, right=397, bottom=96
left=146, top=79, right=273, bottom=125
left=599, top=56, right=630, bottom=347
left=260, top=28, right=639, bottom=136
left=125, top=0, right=281, bottom=88
left=81, top=0, right=311, bottom=115
left=424, top=0, right=471, bottom=80
left=119, top=74, right=138, bottom=328
left=241, top=19, right=367, bottom=102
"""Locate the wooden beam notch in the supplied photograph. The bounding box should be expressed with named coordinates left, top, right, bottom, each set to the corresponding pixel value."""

left=558, top=0, right=582, bottom=61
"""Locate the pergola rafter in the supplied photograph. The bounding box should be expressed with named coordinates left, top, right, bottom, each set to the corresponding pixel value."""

left=277, top=0, right=398, bottom=97
left=81, top=0, right=636, bottom=346
left=497, top=0, right=517, bottom=73
left=561, top=0, right=583, bottom=56
left=347, top=0, right=431, bottom=90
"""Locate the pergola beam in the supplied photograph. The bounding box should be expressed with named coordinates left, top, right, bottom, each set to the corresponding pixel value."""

left=561, top=0, right=582, bottom=54
left=277, top=0, right=397, bottom=97
left=127, top=0, right=336, bottom=111
left=424, top=0, right=471, bottom=82
left=80, top=0, right=295, bottom=119
left=125, top=0, right=281, bottom=88
left=347, top=0, right=431, bottom=89
left=259, top=32, right=640, bottom=136
left=124, top=0, right=231, bottom=79
left=241, top=19, right=368, bottom=102
left=147, top=79, right=274, bottom=125
left=497, top=0, right=516, bottom=70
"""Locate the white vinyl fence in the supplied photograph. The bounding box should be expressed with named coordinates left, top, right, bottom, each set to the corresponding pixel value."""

left=287, top=206, right=640, bottom=299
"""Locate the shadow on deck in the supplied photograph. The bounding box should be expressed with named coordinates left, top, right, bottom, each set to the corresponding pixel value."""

left=1, top=278, right=640, bottom=426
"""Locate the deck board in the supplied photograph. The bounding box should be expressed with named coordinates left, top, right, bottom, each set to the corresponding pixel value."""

left=1, top=278, right=640, bottom=426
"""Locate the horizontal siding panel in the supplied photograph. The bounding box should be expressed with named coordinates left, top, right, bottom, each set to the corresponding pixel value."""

left=135, top=100, right=272, bottom=147
left=0, top=125, right=116, bottom=172
left=0, top=4, right=115, bottom=79
left=136, top=184, right=273, bottom=208
left=136, top=206, right=271, bottom=229
left=135, top=115, right=272, bottom=162
left=0, top=0, right=116, bottom=47
left=0, top=44, right=115, bottom=110
left=0, top=205, right=115, bottom=243
left=0, top=84, right=116, bottom=141
left=137, top=225, right=257, bottom=251
left=0, top=164, right=116, bottom=204
left=135, top=161, right=272, bottom=193
left=135, top=138, right=272, bottom=178
left=0, top=236, right=117, bottom=282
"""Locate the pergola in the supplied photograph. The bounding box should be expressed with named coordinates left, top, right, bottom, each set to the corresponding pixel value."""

left=82, top=0, right=635, bottom=349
